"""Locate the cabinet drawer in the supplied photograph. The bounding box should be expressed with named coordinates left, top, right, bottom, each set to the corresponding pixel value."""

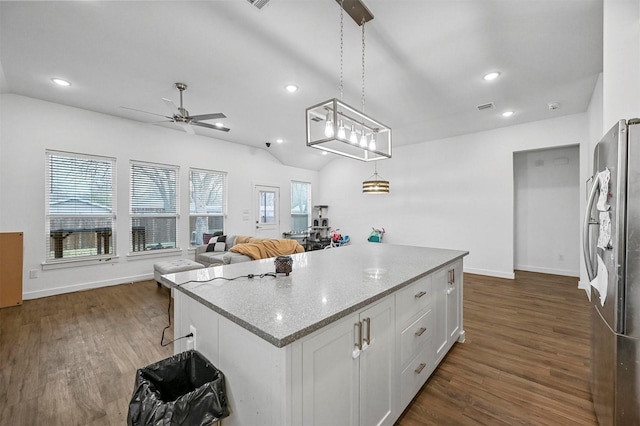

left=399, top=308, right=432, bottom=369
left=396, top=275, right=432, bottom=327
left=400, top=341, right=434, bottom=410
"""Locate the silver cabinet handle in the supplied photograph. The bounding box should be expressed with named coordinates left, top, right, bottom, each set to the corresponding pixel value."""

left=447, top=287, right=454, bottom=295
left=363, top=317, right=371, bottom=345
left=414, top=291, right=426, bottom=298
left=414, top=363, right=426, bottom=374
left=415, top=327, right=426, bottom=337
left=354, top=322, right=362, bottom=350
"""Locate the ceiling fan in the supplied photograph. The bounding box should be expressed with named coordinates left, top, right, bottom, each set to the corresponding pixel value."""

left=122, top=82, right=230, bottom=134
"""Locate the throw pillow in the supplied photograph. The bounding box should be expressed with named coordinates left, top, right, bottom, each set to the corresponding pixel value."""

left=206, top=235, right=227, bottom=252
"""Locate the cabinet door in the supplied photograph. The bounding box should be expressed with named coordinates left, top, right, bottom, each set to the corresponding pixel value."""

left=434, top=260, right=463, bottom=366
left=433, top=266, right=449, bottom=364
left=447, top=261, right=462, bottom=342
left=301, top=313, right=360, bottom=426
left=359, top=298, right=395, bottom=426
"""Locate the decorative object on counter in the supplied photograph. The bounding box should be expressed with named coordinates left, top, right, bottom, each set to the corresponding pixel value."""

left=305, top=0, right=391, bottom=161
left=362, top=161, right=389, bottom=194
left=274, top=255, right=294, bottom=275
left=368, top=227, right=385, bottom=243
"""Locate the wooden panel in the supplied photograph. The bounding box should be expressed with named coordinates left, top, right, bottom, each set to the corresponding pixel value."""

left=0, top=232, right=23, bottom=308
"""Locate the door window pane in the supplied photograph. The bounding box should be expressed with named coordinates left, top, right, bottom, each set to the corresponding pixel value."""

left=259, top=191, right=276, bottom=224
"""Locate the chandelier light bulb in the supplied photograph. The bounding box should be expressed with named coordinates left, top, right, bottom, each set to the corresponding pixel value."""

left=369, top=134, right=376, bottom=151
left=337, top=120, right=346, bottom=139
left=359, top=131, right=368, bottom=148
left=350, top=125, right=358, bottom=144
left=324, top=113, right=334, bottom=137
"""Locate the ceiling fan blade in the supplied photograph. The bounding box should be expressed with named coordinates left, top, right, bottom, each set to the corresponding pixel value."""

left=162, top=97, right=181, bottom=117
left=120, top=106, right=171, bottom=119
left=191, top=121, right=230, bottom=132
left=189, top=113, right=227, bottom=121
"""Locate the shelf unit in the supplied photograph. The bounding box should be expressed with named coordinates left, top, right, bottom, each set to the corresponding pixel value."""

left=308, top=205, right=330, bottom=250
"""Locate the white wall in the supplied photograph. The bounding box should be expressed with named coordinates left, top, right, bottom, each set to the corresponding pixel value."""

left=603, top=0, right=640, bottom=126
left=0, top=94, right=318, bottom=299
left=514, top=145, right=580, bottom=276
left=318, top=113, right=588, bottom=279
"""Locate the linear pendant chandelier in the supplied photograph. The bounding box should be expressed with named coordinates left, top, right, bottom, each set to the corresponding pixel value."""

left=305, top=0, right=391, bottom=161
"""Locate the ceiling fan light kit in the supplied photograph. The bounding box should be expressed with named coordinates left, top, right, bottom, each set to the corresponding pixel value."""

left=305, top=0, right=392, bottom=162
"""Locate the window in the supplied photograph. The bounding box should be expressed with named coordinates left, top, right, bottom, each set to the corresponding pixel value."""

left=45, top=151, right=115, bottom=261
left=130, top=161, right=178, bottom=252
left=291, top=181, right=311, bottom=232
left=189, top=168, right=227, bottom=246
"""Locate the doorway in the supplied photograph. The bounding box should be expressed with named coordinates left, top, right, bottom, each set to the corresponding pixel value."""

left=253, top=184, right=280, bottom=239
left=513, top=145, right=580, bottom=277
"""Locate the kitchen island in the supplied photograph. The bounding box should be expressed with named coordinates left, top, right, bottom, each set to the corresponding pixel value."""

left=162, top=243, right=468, bottom=426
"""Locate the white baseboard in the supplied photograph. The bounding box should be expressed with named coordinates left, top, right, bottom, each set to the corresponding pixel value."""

left=515, top=264, right=579, bottom=277
left=463, top=267, right=515, bottom=280
left=23, top=273, right=154, bottom=300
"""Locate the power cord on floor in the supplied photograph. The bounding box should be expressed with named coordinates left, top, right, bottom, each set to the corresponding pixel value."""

left=159, top=272, right=277, bottom=346
left=160, top=296, right=194, bottom=347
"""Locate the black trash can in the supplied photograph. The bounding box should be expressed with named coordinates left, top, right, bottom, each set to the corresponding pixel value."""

left=127, top=350, right=229, bottom=426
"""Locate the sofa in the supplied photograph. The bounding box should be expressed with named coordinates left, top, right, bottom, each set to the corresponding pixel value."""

left=195, top=234, right=304, bottom=267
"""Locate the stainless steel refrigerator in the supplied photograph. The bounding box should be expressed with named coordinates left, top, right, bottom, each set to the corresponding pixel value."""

left=583, top=118, right=640, bottom=426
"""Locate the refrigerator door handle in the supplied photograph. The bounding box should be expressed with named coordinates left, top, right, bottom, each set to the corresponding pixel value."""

left=583, top=175, right=601, bottom=281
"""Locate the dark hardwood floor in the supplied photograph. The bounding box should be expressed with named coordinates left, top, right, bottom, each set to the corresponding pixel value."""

left=0, top=271, right=597, bottom=425
left=396, top=271, right=597, bottom=426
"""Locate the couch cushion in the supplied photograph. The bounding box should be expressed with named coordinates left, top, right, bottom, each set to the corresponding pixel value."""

left=196, top=251, right=227, bottom=266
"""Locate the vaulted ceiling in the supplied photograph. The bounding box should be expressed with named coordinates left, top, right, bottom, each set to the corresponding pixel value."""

left=0, top=0, right=603, bottom=170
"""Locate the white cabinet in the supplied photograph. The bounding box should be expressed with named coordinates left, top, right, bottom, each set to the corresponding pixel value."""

left=433, top=259, right=464, bottom=366
left=395, top=276, right=434, bottom=410
left=299, top=297, right=395, bottom=426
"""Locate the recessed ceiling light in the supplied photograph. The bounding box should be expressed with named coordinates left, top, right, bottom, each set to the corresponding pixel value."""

left=483, top=72, right=500, bottom=81
left=501, top=110, right=514, bottom=117
left=285, top=84, right=298, bottom=93
left=276, top=138, right=284, bottom=144
left=51, top=78, right=71, bottom=86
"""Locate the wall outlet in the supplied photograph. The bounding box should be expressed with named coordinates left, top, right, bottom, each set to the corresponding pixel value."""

left=29, top=269, right=39, bottom=279
left=187, top=325, right=197, bottom=350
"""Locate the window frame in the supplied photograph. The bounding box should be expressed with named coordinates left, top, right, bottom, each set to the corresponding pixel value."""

left=189, top=168, right=227, bottom=246
left=44, top=150, right=116, bottom=264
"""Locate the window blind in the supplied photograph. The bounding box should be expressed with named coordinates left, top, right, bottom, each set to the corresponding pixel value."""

left=45, top=151, right=115, bottom=260
left=291, top=181, right=311, bottom=232
left=189, top=169, right=227, bottom=245
left=130, top=161, right=179, bottom=251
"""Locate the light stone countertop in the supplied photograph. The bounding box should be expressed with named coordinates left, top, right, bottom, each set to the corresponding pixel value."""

left=163, top=243, right=468, bottom=348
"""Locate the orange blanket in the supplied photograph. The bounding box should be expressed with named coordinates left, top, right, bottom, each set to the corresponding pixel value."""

left=230, top=239, right=304, bottom=260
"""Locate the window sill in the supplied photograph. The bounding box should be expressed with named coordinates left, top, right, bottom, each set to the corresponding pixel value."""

left=126, top=248, right=182, bottom=260
left=42, top=255, right=119, bottom=270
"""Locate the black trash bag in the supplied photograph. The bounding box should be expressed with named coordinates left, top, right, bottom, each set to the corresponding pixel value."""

left=127, top=350, right=229, bottom=426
